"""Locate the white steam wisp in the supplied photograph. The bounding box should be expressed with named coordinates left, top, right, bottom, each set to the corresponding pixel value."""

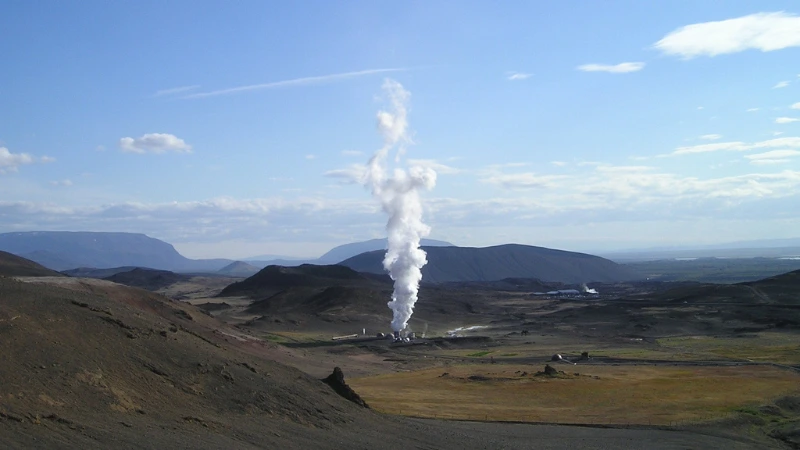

left=363, top=79, right=436, bottom=332
left=580, top=283, right=599, bottom=294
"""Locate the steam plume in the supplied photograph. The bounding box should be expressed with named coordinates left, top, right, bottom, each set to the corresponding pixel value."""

left=581, top=283, right=599, bottom=294
left=363, top=79, right=436, bottom=332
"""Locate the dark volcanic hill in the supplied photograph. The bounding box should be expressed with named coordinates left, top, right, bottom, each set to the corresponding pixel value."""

left=317, top=238, right=454, bottom=263
left=0, top=250, right=65, bottom=277
left=0, top=231, right=232, bottom=272
left=219, top=264, right=372, bottom=299
left=217, top=260, right=260, bottom=277
left=340, top=244, right=641, bottom=284
left=104, top=267, right=191, bottom=291
left=62, top=266, right=143, bottom=278
left=656, top=269, right=800, bottom=306
left=542, top=269, right=800, bottom=339
left=247, top=238, right=454, bottom=268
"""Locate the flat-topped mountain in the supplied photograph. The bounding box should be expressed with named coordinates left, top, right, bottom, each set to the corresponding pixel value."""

left=0, top=231, right=232, bottom=272
left=340, top=244, right=641, bottom=284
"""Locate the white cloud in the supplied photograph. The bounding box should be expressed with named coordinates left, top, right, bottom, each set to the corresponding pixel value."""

left=341, top=150, right=364, bottom=157
left=184, top=68, right=407, bottom=99
left=669, top=137, right=800, bottom=156
left=0, top=147, right=54, bottom=174
left=746, top=150, right=800, bottom=165
left=507, top=72, right=532, bottom=81
left=774, top=81, right=790, bottom=89
left=481, top=172, right=568, bottom=189
left=407, top=159, right=461, bottom=174
left=95, top=145, right=106, bottom=152
left=747, top=108, right=760, bottom=112
left=792, top=102, right=800, bottom=109
left=119, top=133, right=192, bottom=154
left=324, top=164, right=367, bottom=183
left=654, top=12, right=800, bottom=58
left=697, top=106, right=705, bottom=110
left=550, top=161, right=567, bottom=167
left=699, top=134, right=722, bottom=140
left=745, top=149, right=800, bottom=160
left=49, top=179, right=73, bottom=187
left=774, top=131, right=785, bottom=136
left=305, top=154, right=316, bottom=160
left=153, top=85, right=200, bottom=97
left=577, top=62, right=645, bottom=73
left=776, top=117, right=800, bottom=124
left=4, top=165, right=800, bottom=253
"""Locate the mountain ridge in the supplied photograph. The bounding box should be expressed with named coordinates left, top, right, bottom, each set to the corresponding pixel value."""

left=340, top=243, right=641, bottom=284
left=0, top=231, right=232, bottom=272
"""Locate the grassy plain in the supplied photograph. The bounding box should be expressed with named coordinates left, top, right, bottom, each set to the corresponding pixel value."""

left=350, top=364, right=800, bottom=425
left=656, top=333, right=800, bottom=365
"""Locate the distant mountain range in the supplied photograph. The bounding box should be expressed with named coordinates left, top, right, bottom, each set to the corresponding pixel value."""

left=0, top=232, right=455, bottom=273
left=600, top=237, right=800, bottom=262
left=246, top=238, right=454, bottom=267
left=0, top=231, right=635, bottom=284
left=0, top=231, right=231, bottom=272
left=339, top=244, right=641, bottom=284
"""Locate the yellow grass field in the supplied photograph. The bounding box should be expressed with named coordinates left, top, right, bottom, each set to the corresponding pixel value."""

left=656, top=333, right=800, bottom=365
left=350, top=364, right=800, bottom=425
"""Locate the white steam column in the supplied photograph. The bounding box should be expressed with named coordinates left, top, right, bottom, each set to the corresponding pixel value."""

left=363, top=79, right=436, bottom=333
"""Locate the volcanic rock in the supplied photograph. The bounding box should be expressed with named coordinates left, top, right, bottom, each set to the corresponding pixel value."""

left=322, top=367, right=369, bottom=408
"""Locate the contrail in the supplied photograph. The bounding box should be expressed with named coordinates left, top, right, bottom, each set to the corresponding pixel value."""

left=184, top=68, right=407, bottom=99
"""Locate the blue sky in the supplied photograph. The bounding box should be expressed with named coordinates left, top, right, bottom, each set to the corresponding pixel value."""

left=1, top=1, right=799, bottom=259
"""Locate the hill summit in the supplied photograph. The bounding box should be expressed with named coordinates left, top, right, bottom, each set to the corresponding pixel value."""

left=340, top=243, right=640, bottom=284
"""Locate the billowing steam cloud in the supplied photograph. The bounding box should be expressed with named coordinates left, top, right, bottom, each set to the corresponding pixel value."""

left=581, top=283, right=599, bottom=294
left=363, top=79, right=436, bottom=332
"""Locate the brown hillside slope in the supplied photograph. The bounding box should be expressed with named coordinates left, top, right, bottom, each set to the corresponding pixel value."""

left=0, top=278, right=762, bottom=449
left=0, top=251, right=64, bottom=277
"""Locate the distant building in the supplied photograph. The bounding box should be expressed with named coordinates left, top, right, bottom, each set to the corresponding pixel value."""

left=545, top=289, right=581, bottom=296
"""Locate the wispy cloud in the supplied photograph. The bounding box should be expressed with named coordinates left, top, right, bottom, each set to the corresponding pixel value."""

left=324, top=164, right=367, bottom=183
left=745, top=150, right=800, bottom=165
left=305, top=154, right=316, bottom=160
left=341, top=150, right=364, bottom=157
left=668, top=137, right=800, bottom=156
left=654, top=12, right=800, bottom=58
left=774, top=81, right=790, bottom=89
left=747, top=108, right=760, bottom=112
left=699, top=134, right=722, bottom=140
left=577, top=62, right=645, bottom=73
left=792, top=102, right=800, bottom=110
left=407, top=158, right=461, bottom=174
left=481, top=172, right=568, bottom=189
left=153, top=85, right=200, bottom=97
left=506, top=72, right=532, bottom=81
left=184, top=68, right=407, bottom=99
left=119, top=133, right=192, bottom=154
left=776, top=117, right=800, bottom=124
left=49, top=179, right=73, bottom=187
